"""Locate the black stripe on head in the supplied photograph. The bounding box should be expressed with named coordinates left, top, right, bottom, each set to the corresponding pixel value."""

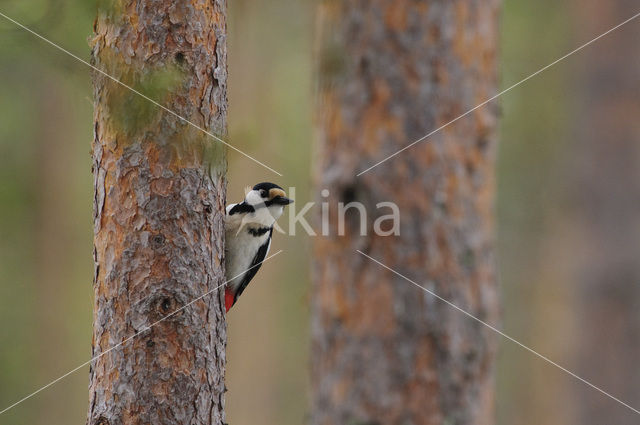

left=252, top=182, right=284, bottom=192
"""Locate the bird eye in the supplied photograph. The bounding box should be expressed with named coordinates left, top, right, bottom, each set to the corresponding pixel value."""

left=260, top=189, right=267, bottom=197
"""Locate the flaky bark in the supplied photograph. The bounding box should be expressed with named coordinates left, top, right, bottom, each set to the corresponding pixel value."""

left=312, top=1, right=501, bottom=424
left=568, top=1, right=640, bottom=423
left=87, top=1, right=228, bottom=424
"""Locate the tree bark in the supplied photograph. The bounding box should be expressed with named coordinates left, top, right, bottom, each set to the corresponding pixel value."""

left=567, top=1, right=640, bottom=423
left=311, top=1, right=501, bottom=424
left=87, top=1, right=228, bottom=424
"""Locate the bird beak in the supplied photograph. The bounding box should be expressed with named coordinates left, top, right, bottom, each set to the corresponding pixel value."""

left=272, top=196, right=293, bottom=205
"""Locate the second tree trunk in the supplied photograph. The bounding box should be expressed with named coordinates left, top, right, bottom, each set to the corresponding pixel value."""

left=312, top=1, right=501, bottom=424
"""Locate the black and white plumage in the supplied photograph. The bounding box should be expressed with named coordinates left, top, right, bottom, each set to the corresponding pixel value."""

left=224, top=182, right=292, bottom=311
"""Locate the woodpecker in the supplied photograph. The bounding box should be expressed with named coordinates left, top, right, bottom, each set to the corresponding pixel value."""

left=224, top=182, right=293, bottom=312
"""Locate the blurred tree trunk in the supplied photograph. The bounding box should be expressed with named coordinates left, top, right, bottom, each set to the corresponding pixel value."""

left=311, top=1, right=501, bottom=424
left=568, top=1, right=640, bottom=423
left=87, top=1, right=228, bottom=424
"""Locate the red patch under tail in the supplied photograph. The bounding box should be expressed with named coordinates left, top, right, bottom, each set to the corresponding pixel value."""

left=225, top=288, right=235, bottom=312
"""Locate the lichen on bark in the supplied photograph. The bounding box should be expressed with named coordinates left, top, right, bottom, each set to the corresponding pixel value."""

left=87, top=1, right=228, bottom=424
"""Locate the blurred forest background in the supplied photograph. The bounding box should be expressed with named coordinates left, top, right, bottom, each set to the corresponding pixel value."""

left=0, top=0, right=638, bottom=424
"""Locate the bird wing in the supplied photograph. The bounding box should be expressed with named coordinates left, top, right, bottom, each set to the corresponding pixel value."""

left=229, top=228, right=272, bottom=307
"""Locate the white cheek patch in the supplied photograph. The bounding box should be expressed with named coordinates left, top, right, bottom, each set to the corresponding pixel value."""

left=245, top=190, right=264, bottom=206
left=237, top=190, right=277, bottom=228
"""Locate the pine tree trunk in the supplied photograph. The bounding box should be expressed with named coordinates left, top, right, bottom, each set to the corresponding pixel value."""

left=87, top=1, right=228, bottom=424
left=568, top=1, right=640, bottom=423
left=311, top=1, right=501, bottom=424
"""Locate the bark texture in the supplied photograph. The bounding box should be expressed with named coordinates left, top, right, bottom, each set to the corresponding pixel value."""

left=568, top=1, right=640, bottom=423
left=312, top=1, right=501, bottom=424
left=87, top=1, right=228, bottom=424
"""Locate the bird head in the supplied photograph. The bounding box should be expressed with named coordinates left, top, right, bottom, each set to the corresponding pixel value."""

left=239, top=182, right=293, bottom=226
